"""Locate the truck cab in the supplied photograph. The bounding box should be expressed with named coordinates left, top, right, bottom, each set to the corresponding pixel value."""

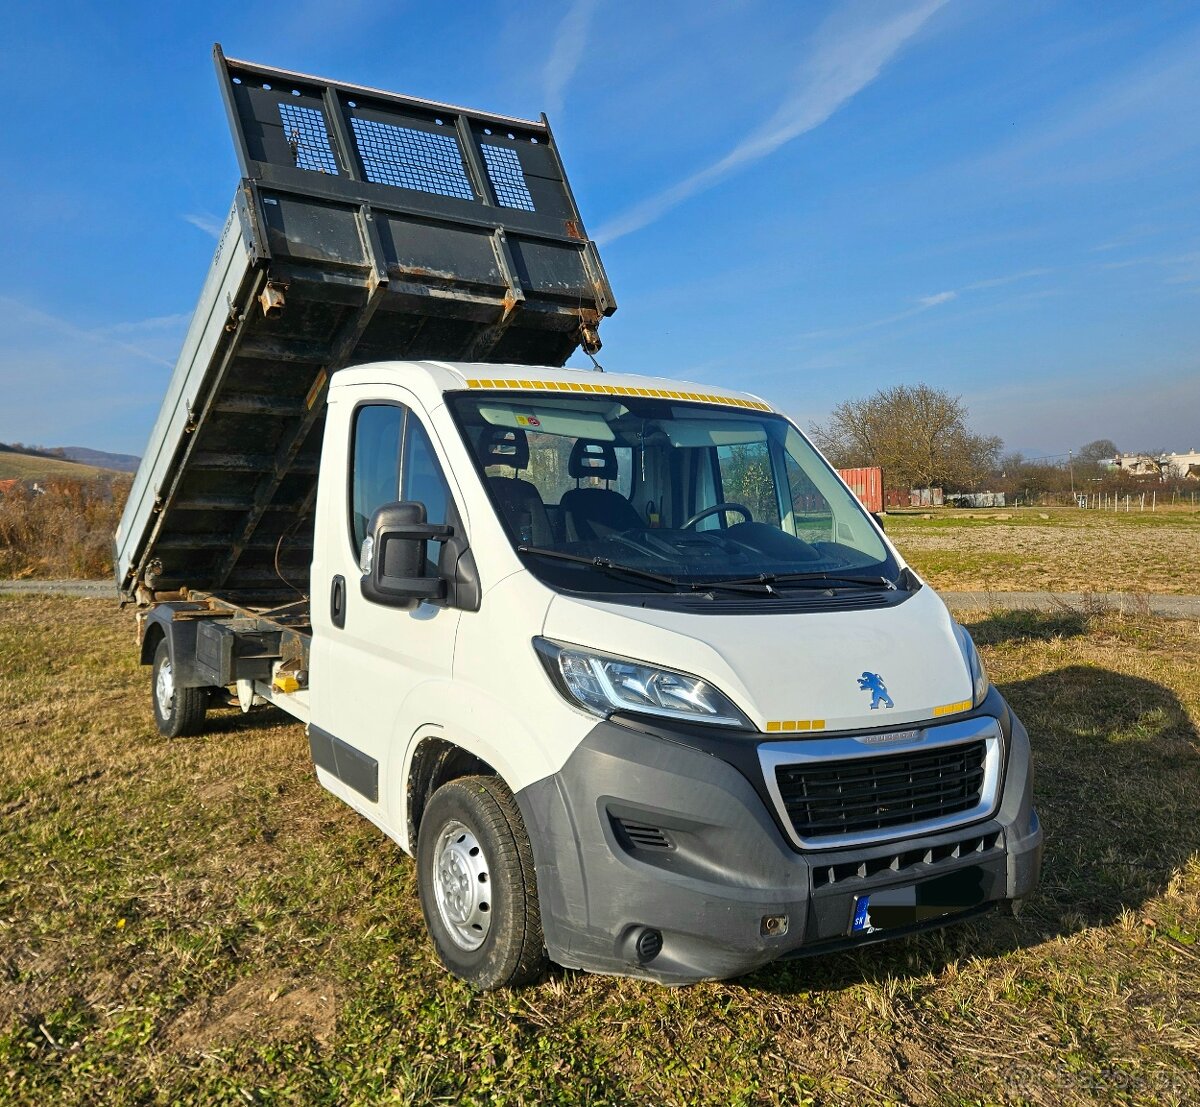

left=298, top=360, right=1041, bottom=985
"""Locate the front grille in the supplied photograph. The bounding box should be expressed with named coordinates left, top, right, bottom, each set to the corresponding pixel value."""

left=776, top=740, right=988, bottom=841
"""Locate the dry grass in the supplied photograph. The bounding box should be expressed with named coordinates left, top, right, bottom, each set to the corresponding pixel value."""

left=0, top=477, right=130, bottom=580
left=0, top=452, right=116, bottom=482
left=2, top=596, right=1199, bottom=1105
left=886, top=506, right=1200, bottom=594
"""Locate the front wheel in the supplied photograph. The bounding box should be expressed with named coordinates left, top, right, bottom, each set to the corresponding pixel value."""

left=151, top=638, right=207, bottom=738
left=416, top=775, right=546, bottom=989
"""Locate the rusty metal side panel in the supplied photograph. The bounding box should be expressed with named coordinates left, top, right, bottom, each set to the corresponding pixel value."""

left=837, top=467, right=884, bottom=514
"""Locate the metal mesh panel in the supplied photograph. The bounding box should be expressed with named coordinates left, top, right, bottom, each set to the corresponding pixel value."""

left=350, top=117, right=474, bottom=199
left=481, top=144, right=536, bottom=211
left=277, top=103, right=340, bottom=175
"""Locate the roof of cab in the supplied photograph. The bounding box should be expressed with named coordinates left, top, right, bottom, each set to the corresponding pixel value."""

left=331, top=360, right=774, bottom=413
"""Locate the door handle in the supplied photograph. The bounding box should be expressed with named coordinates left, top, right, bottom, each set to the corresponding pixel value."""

left=330, top=574, right=346, bottom=628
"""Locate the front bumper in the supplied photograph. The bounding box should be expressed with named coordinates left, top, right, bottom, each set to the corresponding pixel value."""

left=515, top=692, right=1043, bottom=983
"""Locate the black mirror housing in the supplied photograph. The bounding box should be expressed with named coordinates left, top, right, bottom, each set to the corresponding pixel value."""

left=360, top=501, right=453, bottom=609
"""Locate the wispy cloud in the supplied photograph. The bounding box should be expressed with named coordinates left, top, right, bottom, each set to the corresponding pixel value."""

left=1097, top=250, right=1200, bottom=274
left=797, top=267, right=1049, bottom=342
left=969, top=23, right=1200, bottom=188
left=97, top=313, right=192, bottom=337
left=0, top=297, right=187, bottom=451
left=799, top=290, right=956, bottom=341
left=0, top=296, right=177, bottom=369
left=183, top=212, right=224, bottom=239
left=542, top=0, right=600, bottom=119
left=963, top=267, right=1052, bottom=291
left=595, top=0, right=950, bottom=245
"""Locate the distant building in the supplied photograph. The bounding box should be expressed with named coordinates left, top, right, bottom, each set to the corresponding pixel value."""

left=1112, top=450, right=1200, bottom=479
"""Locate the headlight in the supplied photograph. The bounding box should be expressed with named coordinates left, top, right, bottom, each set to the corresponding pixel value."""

left=533, top=638, right=751, bottom=728
left=955, top=624, right=990, bottom=707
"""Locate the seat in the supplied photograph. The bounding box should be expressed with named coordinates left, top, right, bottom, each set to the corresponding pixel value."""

left=477, top=425, right=554, bottom=546
left=561, top=440, right=643, bottom=541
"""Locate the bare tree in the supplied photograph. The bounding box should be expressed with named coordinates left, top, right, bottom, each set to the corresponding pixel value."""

left=809, top=383, right=1001, bottom=490
left=1077, top=438, right=1118, bottom=464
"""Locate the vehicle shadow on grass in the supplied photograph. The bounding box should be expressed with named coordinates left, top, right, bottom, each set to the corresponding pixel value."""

left=963, top=606, right=1091, bottom=646
left=191, top=701, right=299, bottom=736
left=749, top=613, right=1200, bottom=995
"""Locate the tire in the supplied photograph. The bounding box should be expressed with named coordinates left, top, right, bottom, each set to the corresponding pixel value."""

left=416, top=775, right=547, bottom=989
left=151, top=638, right=208, bottom=738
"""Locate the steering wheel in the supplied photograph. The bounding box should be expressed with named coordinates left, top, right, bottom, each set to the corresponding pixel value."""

left=681, top=502, right=753, bottom=530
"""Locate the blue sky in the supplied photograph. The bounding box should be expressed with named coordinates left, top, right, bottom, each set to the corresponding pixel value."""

left=2, top=0, right=1198, bottom=459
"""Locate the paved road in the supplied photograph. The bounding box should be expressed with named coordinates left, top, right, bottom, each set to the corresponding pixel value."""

left=940, top=590, right=1200, bottom=619
left=0, top=580, right=119, bottom=598
left=3, top=579, right=1199, bottom=618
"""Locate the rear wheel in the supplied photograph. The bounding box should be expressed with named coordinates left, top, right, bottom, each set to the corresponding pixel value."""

left=151, top=638, right=207, bottom=738
left=417, top=775, right=546, bottom=989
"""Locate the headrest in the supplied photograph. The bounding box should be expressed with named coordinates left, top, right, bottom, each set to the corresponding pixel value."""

left=478, top=425, right=529, bottom=470
left=568, top=439, right=618, bottom=482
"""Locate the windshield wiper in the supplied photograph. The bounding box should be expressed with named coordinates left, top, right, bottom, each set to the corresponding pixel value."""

left=517, top=545, right=681, bottom=589
left=707, top=571, right=898, bottom=590
left=517, top=546, right=777, bottom=595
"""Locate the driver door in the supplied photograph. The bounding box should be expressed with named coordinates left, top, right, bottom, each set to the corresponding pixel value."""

left=308, top=392, right=461, bottom=835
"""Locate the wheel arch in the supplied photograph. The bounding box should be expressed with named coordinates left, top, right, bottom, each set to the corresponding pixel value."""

left=405, top=736, right=497, bottom=848
left=137, top=604, right=205, bottom=685
left=388, top=678, right=578, bottom=852
left=139, top=619, right=167, bottom=666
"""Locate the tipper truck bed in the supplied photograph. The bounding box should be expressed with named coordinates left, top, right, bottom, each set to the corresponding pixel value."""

left=121, top=50, right=1041, bottom=990
left=117, top=46, right=613, bottom=605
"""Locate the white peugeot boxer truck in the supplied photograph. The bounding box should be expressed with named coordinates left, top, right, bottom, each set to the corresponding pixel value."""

left=117, top=51, right=1042, bottom=988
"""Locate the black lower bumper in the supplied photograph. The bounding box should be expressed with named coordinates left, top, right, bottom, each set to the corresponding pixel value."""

left=516, top=696, right=1043, bottom=984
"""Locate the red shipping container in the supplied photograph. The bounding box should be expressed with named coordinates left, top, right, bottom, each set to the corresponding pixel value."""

left=837, top=466, right=883, bottom=513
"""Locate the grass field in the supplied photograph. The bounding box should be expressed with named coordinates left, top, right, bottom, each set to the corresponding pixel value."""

left=885, top=506, right=1200, bottom=595
left=0, top=453, right=115, bottom=482
left=2, top=596, right=1198, bottom=1105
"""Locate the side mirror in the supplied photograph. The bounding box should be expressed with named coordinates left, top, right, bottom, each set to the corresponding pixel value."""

left=360, top=501, right=453, bottom=609
left=872, top=512, right=886, bottom=530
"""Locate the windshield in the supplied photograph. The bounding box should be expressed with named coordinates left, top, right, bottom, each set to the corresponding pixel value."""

left=447, top=390, right=898, bottom=595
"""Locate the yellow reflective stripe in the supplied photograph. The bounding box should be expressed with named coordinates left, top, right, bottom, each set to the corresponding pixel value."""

left=764, top=719, right=826, bottom=733
left=457, top=378, right=770, bottom=410
left=932, top=700, right=972, bottom=717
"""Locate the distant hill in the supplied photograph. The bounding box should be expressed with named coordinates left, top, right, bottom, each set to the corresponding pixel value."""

left=54, top=446, right=141, bottom=473
left=0, top=442, right=125, bottom=482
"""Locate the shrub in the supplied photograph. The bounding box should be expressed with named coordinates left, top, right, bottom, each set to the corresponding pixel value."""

left=0, top=476, right=131, bottom=579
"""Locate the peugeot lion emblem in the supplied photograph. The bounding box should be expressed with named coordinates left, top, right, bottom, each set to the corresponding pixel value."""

left=858, top=672, right=894, bottom=710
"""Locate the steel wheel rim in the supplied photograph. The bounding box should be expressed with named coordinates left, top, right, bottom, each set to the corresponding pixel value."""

left=156, top=656, right=175, bottom=715
left=432, top=819, right=492, bottom=951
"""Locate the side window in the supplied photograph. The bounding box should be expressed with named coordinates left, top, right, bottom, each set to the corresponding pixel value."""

left=717, top=442, right=782, bottom=527
left=783, top=452, right=832, bottom=542
left=351, top=405, right=403, bottom=556
left=402, top=418, right=452, bottom=575
left=350, top=404, right=453, bottom=566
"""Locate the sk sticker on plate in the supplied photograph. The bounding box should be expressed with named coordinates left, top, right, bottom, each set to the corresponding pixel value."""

left=852, top=896, right=876, bottom=934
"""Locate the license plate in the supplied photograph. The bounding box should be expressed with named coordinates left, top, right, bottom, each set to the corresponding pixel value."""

left=851, top=866, right=989, bottom=934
